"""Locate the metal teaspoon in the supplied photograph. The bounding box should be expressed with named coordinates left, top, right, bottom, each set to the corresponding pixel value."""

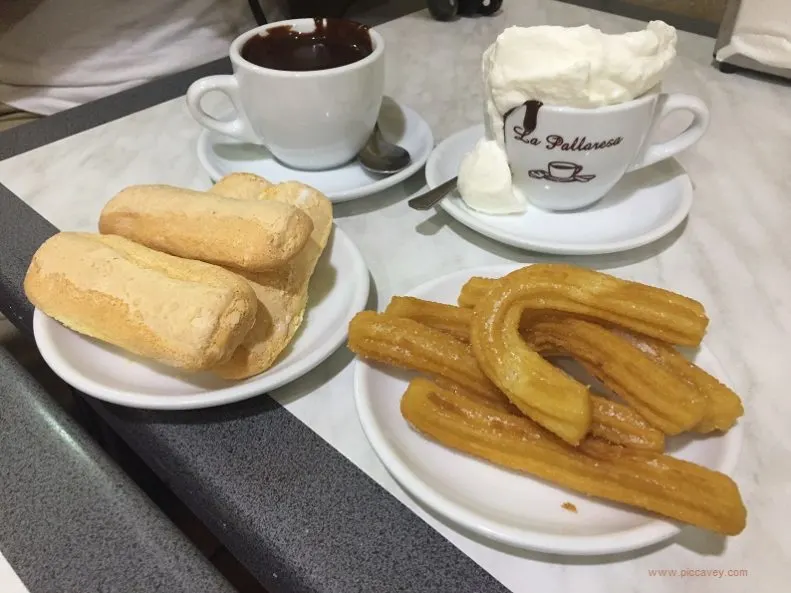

left=358, top=123, right=412, bottom=175
left=407, top=177, right=458, bottom=210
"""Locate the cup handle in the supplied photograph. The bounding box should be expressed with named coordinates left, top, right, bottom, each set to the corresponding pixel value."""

left=628, top=94, right=710, bottom=172
left=186, top=75, right=257, bottom=142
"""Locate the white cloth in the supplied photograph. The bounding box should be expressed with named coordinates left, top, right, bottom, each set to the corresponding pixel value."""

left=0, top=0, right=284, bottom=115
left=716, top=0, right=791, bottom=69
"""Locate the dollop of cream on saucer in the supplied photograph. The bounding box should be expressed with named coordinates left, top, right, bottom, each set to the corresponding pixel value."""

left=458, top=139, right=526, bottom=214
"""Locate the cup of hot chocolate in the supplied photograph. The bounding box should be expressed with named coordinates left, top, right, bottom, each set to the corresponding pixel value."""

left=459, top=21, right=710, bottom=213
left=501, top=91, right=709, bottom=211
left=187, top=18, right=385, bottom=171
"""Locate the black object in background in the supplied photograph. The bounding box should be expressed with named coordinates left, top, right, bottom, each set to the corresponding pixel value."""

left=249, top=0, right=357, bottom=21
left=458, top=0, right=479, bottom=15
left=427, top=0, right=502, bottom=20
left=248, top=0, right=268, bottom=25
left=479, top=0, right=502, bottom=16
left=427, top=0, right=458, bottom=21
left=289, top=0, right=357, bottom=17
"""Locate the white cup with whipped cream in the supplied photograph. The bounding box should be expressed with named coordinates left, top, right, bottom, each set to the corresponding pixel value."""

left=459, top=21, right=710, bottom=213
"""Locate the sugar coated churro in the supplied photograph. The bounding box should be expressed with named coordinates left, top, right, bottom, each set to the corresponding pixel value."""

left=401, top=378, right=746, bottom=535
left=349, top=264, right=746, bottom=536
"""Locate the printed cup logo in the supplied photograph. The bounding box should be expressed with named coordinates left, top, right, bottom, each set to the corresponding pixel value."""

left=528, top=161, right=596, bottom=183
left=549, top=162, right=578, bottom=179
left=544, top=134, right=624, bottom=151
left=511, top=99, right=544, bottom=145
left=506, top=99, right=626, bottom=184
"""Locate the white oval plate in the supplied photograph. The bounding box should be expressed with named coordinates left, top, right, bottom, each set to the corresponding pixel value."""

left=354, top=264, right=743, bottom=555
left=425, top=125, right=693, bottom=255
left=198, top=98, right=434, bottom=203
left=34, top=226, right=370, bottom=410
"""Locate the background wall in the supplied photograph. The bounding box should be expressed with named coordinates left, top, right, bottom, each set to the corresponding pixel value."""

left=555, top=0, right=727, bottom=35
left=284, top=0, right=727, bottom=37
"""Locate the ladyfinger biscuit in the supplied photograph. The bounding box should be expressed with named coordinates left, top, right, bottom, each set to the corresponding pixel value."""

left=208, top=178, right=334, bottom=379
left=99, top=184, right=313, bottom=271
left=210, top=172, right=273, bottom=200
left=24, top=232, right=257, bottom=371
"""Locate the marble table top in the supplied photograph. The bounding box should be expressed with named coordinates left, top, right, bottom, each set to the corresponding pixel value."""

left=0, top=552, right=28, bottom=593
left=1, top=1, right=788, bottom=591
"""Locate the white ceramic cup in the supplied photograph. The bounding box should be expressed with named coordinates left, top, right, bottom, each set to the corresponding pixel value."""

left=186, top=19, right=385, bottom=171
left=502, top=92, right=709, bottom=211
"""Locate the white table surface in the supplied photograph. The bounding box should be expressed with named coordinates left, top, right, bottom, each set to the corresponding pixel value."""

left=1, top=1, right=788, bottom=591
left=0, top=551, right=30, bottom=593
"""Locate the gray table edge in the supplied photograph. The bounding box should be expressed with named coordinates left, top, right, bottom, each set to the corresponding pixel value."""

left=0, top=346, right=236, bottom=593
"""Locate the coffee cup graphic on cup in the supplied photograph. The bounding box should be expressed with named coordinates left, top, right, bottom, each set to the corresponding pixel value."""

left=528, top=161, right=596, bottom=183
left=187, top=18, right=385, bottom=171
left=503, top=92, right=710, bottom=211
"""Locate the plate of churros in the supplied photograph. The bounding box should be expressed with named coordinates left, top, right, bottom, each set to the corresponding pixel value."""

left=350, top=263, right=746, bottom=555
left=27, top=173, right=370, bottom=410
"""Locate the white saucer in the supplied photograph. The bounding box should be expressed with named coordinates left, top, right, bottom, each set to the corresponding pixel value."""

left=425, top=125, right=693, bottom=255
left=197, top=98, right=434, bottom=203
left=34, top=226, right=370, bottom=410
left=354, top=264, right=743, bottom=555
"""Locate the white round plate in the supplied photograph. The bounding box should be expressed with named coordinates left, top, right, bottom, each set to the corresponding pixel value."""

left=198, top=98, right=433, bottom=203
left=34, top=226, right=370, bottom=410
left=354, top=264, right=743, bottom=555
left=425, top=125, right=693, bottom=255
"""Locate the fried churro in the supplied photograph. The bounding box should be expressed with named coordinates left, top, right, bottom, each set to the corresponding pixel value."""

left=352, top=310, right=662, bottom=449
left=589, top=394, right=666, bottom=451
left=522, top=316, right=706, bottom=435
left=401, top=378, right=746, bottom=535
left=385, top=296, right=473, bottom=343
left=445, top=377, right=663, bottom=451
left=348, top=311, right=503, bottom=404
left=464, top=265, right=709, bottom=346
left=458, top=276, right=491, bottom=308
left=382, top=295, right=722, bottom=437
left=469, top=265, right=708, bottom=443
left=616, top=331, right=744, bottom=433
left=352, top=265, right=745, bottom=536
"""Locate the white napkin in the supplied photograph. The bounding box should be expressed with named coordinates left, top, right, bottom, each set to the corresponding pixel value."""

left=0, top=550, right=30, bottom=593
left=716, top=0, right=791, bottom=68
